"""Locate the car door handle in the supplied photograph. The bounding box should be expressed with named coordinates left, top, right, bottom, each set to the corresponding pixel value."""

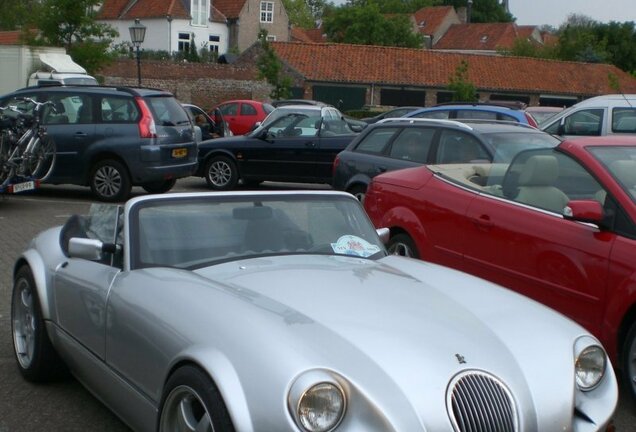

left=304, top=141, right=316, bottom=147
left=471, top=215, right=493, bottom=230
left=74, top=132, right=88, bottom=138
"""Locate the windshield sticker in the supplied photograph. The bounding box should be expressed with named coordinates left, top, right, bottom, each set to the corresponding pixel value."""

left=331, top=235, right=381, bottom=258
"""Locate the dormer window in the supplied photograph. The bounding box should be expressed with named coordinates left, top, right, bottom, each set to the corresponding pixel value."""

left=260, top=1, right=274, bottom=23
left=192, top=0, right=209, bottom=26
left=480, top=35, right=489, bottom=43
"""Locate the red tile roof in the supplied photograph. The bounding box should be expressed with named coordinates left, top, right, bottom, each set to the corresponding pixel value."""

left=290, top=27, right=325, bottom=43
left=271, top=42, right=636, bottom=96
left=413, top=6, right=455, bottom=35
left=214, top=0, right=247, bottom=19
left=435, top=23, right=523, bottom=50
left=97, top=0, right=189, bottom=20
left=0, top=31, right=23, bottom=45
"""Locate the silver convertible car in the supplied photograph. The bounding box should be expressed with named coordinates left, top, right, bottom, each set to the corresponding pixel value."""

left=12, top=191, right=617, bottom=432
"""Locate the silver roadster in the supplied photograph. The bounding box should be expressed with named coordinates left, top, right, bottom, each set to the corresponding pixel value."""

left=12, top=191, right=617, bottom=431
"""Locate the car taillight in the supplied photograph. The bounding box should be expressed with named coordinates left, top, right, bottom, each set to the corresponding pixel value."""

left=525, top=113, right=539, bottom=128
left=332, top=154, right=340, bottom=176
left=135, top=96, right=157, bottom=138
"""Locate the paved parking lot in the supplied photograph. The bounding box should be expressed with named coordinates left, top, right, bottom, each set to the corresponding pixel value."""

left=0, top=178, right=634, bottom=430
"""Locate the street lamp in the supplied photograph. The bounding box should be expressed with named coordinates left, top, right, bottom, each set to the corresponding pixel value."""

left=129, top=18, right=146, bottom=86
left=467, top=0, right=473, bottom=23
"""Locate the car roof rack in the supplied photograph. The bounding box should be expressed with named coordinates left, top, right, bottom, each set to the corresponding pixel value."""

left=376, top=117, right=473, bottom=130
left=459, top=119, right=538, bottom=129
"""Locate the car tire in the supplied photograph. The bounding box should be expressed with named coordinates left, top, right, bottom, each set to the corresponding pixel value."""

left=142, top=178, right=177, bottom=194
left=347, top=184, right=367, bottom=203
left=90, top=159, right=132, bottom=202
left=11, top=266, right=67, bottom=382
left=388, top=233, right=419, bottom=258
left=159, top=365, right=234, bottom=432
left=205, top=155, right=238, bottom=191
left=622, top=321, right=636, bottom=404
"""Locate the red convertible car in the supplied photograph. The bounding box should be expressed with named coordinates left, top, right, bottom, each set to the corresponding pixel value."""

left=364, top=135, right=636, bottom=402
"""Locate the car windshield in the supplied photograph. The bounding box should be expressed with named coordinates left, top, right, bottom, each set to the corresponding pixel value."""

left=256, top=107, right=321, bottom=131
left=588, top=146, right=636, bottom=202
left=480, top=131, right=561, bottom=163
left=130, top=194, right=386, bottom=270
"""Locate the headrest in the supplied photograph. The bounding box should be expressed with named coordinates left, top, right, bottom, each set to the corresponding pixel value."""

left=518, top=155, right=559, bottom=186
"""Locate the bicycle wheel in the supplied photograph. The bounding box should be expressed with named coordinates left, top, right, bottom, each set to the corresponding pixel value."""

left=25, top=135, right=56, bottom=182
left=0, top=130, right=15, bottom=188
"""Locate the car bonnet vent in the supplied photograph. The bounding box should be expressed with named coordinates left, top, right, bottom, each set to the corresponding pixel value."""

left=447, top=370, right=518, bottom=432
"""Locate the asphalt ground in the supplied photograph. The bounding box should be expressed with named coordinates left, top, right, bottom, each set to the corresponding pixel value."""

left=0, top=178, right=634, bottom=431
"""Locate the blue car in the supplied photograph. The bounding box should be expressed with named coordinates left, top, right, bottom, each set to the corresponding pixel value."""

left=404, top=102, right=539, bottom=127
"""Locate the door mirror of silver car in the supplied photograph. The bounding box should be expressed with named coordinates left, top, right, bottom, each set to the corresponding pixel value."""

left=376, top=227, right=390, bottom=244
left=68, top=237, right=105, bottom=261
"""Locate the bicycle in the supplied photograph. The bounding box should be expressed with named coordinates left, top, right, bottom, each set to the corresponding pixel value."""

left=0, top=97, right=57, bottom=188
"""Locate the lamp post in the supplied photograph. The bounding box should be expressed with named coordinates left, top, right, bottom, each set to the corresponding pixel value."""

left=467, top=0, right=473, bottom=23
left=129, top=18, right=146, bottom=86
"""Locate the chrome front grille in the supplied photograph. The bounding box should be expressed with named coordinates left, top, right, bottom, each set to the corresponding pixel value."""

left=447, top=370, right=518, bottom=432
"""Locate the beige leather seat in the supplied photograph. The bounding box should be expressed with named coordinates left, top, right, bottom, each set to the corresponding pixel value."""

left=515, top=155, right=569, bottom=213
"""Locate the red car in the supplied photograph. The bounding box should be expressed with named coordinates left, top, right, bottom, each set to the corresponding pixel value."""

left=210, top=99, right=273, bottom=135
left=364, top=135, right=636, bottom=402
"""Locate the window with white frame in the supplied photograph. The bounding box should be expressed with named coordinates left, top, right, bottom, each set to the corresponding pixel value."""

left=178, top=32, right=192, bottom=52
left=260, top=1, right=274, bottom=23
left=209, top=35, right=220, bottom=53
left=191, top=0, right=208, bottom=26
left=266, top=35, right=276, bottom=41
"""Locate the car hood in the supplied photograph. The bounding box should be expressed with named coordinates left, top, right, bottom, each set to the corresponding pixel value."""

left=194, top=254, right=589, bottom=429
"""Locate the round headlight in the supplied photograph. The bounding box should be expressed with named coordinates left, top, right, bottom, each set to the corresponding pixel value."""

left=298, top=382, right=345, bottom=432
left=575, top=345, right=606, bottom=390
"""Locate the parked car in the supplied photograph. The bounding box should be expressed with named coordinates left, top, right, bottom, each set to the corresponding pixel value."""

left=11, top=190, right=618, bottom=431
left=360, top=106, right=423, bottom=124
left=405, top=102, right=539, bottom=127
left=333, top=118, right=560, bottom=201
left=525, top=105, right=564, bottom=125
left=182, top=103, right=231, bottom=141
left=541, top=94, right=636, bottom=137
left=197, top=105, right=358, bottom=190
left=270, top=99, right=367, bottom=132
left=0, top=85, right=198, bottom=201
left=210, top=99, right=274, bottom=135
left=364, top=135, right=636, bottom=403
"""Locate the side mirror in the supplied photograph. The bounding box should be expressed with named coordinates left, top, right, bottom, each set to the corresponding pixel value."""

left=563, top=200, right=603, bottom=225
left=68, top=238, right=119, bottom=261
left=376, top=227, right=390, bottom=245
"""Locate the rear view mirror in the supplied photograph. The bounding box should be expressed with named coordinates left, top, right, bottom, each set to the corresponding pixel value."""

left=563, top=200, right=603, bottom=225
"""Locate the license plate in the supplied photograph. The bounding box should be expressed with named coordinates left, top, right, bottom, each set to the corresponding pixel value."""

left=11, top=181, right=36, bottom=193
left=172, top=148, right=187, bottom=158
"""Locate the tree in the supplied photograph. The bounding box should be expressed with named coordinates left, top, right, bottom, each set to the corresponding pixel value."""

left=555, top=15, right=609, bottom=64
left=282, top=0, right=317, bottom=28
left=447, top=59, right=477, bottom=101
left=442, top=0, right=513, bottom=23
left=256, top=30, right=293, bottom=100
left=24, top=0, right=118, bottom=75
left=0, top=0, right=40, bottom=31
left=344, top=0, right=440, bottom=13
left=322, top=3, right=424, bottom=48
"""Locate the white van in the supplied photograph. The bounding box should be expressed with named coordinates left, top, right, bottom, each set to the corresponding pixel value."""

left=541, top=94, right=636, bottom=137
left=28, top=71, right=98, bottom=87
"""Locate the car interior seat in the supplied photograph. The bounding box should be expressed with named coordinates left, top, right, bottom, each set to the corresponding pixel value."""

left=515, top=154, right=569, bottom=213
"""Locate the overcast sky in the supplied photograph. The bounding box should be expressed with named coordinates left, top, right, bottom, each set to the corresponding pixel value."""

left=329, top=1, right=636, bottom=27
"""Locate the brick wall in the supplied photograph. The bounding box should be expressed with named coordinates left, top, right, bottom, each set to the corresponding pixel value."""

left=99, top=59, right=274, bottom=111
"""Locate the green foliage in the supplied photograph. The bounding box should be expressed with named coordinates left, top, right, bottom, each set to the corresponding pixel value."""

left=441, top=0, right=513, bottom=23
left=0, top=0, right=40, bottom=30
left=323, top=3, right=424, bottom=48
left=343, top=0, right=440, bottom=13
left=497, top=38, right=558, bottom=60
left=68, top=40, right=115, bottom=76
left=282, top=0, right=317, bottom=28
left=256, top=30, right=293, bottom=100
left=447, top=59, right=477, bottom=102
